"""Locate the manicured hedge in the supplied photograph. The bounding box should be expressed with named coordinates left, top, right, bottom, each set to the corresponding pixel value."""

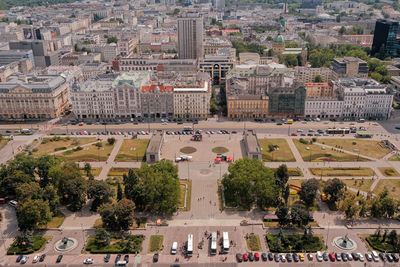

left=7, top=236, right=47, bottom=255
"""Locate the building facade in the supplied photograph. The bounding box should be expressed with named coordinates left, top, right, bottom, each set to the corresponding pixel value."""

left=141, top=84, right=174, bottom=118
left=0, top=74, right=69, bottom=120
left=268, top=85, right=306, bottom=117
left=178, top=13, right=204, bottom=59
left=330, top=57, right=368, bottom=80
left=294, top=66, right=332, bottom=83
left=371, top=19, right=400, bottom=58
left=199, top=48, right=235, bottom=85
left=227, top=95, right=269, bottom=119
left=304, top=82, right=333, bottom=98
left=304, top=98, right=344, bottom=118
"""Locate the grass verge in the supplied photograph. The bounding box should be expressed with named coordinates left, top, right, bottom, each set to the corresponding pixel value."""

left=246, top=234, right=261, bottom=251
left=149, top=235, right=164, bottom=253
left=309, top=167, right=375, bottom=177
left=115, top=139, right=149, bottom=162
left=259, top=139, right=295, bottom=162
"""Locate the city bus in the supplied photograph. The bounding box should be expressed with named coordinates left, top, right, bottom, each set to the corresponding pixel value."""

left=222, top=232, right=229, bottom=252
left=210, top=232, right=217, bottom=255
left=183, top=126, right=193, bottom=132
left=187, top=234, right=193, bottom=257
left=326, top=128, right=350, bottom=135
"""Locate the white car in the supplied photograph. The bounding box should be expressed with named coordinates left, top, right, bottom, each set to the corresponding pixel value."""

left=21, top=256, right=29, bottom=264
left=316, top=251, right=323, bottom=262
left=83, top=258, right=94, bottom=264
left=32, top=255, right=40, bottom=263
left=358, top=253, right=364, bottom=262
left=297, top=129, right=303, bottom=132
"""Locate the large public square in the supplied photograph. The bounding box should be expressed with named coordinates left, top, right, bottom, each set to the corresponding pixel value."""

left=1, top=117, right=400, bottom=267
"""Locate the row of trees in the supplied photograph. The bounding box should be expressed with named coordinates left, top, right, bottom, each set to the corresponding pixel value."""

left=1, top=154, right=181, bottom=231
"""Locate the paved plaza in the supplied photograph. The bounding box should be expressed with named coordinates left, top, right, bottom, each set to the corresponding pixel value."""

left=1, top=119, right=400, bottom=266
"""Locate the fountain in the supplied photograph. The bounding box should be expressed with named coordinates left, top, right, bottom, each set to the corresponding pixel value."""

left=333, top=235, right=356, bottom=250
left=54, top=237, right=78, bottom=252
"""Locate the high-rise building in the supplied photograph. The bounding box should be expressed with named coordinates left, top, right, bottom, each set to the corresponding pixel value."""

left=371, top=19, right=399, bottom=58
left=178, top=13, right=203, bottom=60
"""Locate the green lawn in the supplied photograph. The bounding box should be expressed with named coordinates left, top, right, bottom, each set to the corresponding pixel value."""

left=364, top=234, right=399, bottom=252
left=7, top=236, right=52, bottom=255
left=373, top=179, right=400, bottom=200
left=259, top=139, right=295, bottom=162
left=310, top=167, right=375, bottom=177
left=388, top=154, right=400, bottom=161
left=212, top=147, right=229, bottom=154
left=378, top=167, right=400, bottom=177
left=60, top=141, right=113, bottom=162
left=107, top=168, right=138, bottom=177
left=80, top=167, right=102, bottom=177
left=179, top=180, right=192, bottom=211
left=318, top=139, right=391, bottom=159
left=33, top=137, right=96, bottom=156
left=293, top=139, right=368, bottom=162
left=40, top=212, right=65, bottom=229
left=342, top=179, right=374, bottom=192
left=272, top=168, right=303, bottom=177
left=85, top=235, right=144, bottom=253
left=246, top=234, right=262, bottom=251
left=115, top=139, right=149, bottom=162
left=266, top=234, right=324, bottom=252
left=149, top=235, right=164, bottom=252
left=180, top=146, right=197, bottom=154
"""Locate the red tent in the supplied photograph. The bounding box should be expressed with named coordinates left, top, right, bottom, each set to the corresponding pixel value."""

left=226, top=157, right=233, bottom=162
left=215, top=157, right=222, bottom=162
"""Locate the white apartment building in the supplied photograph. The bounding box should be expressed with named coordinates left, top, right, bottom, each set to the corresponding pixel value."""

left=304, top=98, right=344, bottom=118
left=338, top=78, right=393, bottom=120
left=173, top=73, right=211, bottom=118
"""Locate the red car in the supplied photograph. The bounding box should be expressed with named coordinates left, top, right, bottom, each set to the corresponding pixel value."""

left=329, top=252, right=336, bottom=261
left=291, top=133, right=298, bottom=136
left=254, top=253, right=260, bottom=261
left=243, top=253, right=248, bottom=262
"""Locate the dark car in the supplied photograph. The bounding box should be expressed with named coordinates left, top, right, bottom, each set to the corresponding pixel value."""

left=387, top=254, right=393, bottom=262
left=286, top=253, right=292, bottom=262
left=153, top=253, right=159, bottom=263
left=293, top=253, right=299, bottom=262
left=261, top=252, right=267, bottom=261
left=39, top=254, right=46, bottom=262
left=341, top=253, right=348, bottom=262
left=16, top=255, right=23, bottom=263
left=268, top=252, right=273, bottom=261
left=104, top=254, right=110, bottom=263
left=352, top=252, right=359, bottom=261
left=323, top=252, right=329, bottom=261
left=380, top=253, right=386, bottom=262
left=115, top=254, right=121, bottom=264
left=236, top=253, right=243, bottom=262
left=124, top=255, right=129, bottom=263
left=56, top=255, right=63, bottom=263
left=274, top=253, right=280, bottom=262
left=392, top=253, right=399, bottom=262
left=248, top=252, right=254, bottom=261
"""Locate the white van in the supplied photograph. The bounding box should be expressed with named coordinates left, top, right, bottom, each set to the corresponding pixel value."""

left=171, top=242, right=178, bottom=255
left=371, top=251, right=379, bottom=262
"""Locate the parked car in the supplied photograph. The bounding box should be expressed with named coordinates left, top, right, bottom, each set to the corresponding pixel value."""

left=316, top=251, right=323, bottom=262
left=261, top=252, right=267, bottom=261
left=16, top=255, right=23, bottom=263
left=274, top=253, right=279, bottom=262
left=307, top=253, right=313, bottom=261
left=115, top=254, right=121, bottom=263
left=153, top=253, right=159, bottom=263
left=365, top=253, right=372, bottom=262
left=243, top=253, right=248, bottom=262
left=104, top=254, right=110, bottom=263
left=322, top=252, right=329, bottom=261
left=39, top=254, right=46, bottom=262
left=56, top=255, right=63, bottom=263
left=236, top=253, right=243, bottom=262
left=347, top=253, right=353, bottom=261
left=298, top=253, right=304, bottom=261
left=293, top=253, right=299, bottom=262
left=335, top=252, right=342, bottom=261
left=254, top=252, right=259, bottom=261
left=124, top=255, right=129, bottom=263
left=286, top=253, right=292, bottom=262
left=248, top=252, right=254, bottom=261
left=83, top=258, right=94, bottom=264
left=392, top=253, right=399, bottom=262
left=268, top=252, right=273, bottom=261
left=32, top=255, right=40, bottom=263
left=341, top=252, right=347, bottom=262
left=280, top=254, right=286, bottom=262
left=352, top=252, right=359, bottom=261
left=358, top=253, right=364, bottom=262
left=329, top=252, right=335, bottom=261
left=21, top=256, right=29, bottom=264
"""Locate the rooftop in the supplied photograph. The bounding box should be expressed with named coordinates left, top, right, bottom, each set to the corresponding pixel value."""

left=146, top=130, right=163, bottom=154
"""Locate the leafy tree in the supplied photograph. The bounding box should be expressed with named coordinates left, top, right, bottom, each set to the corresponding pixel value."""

left=16, top=182, right=43, bottom=203
left=84, top=163, right=92, bottom=177
left=341, top=194, right=359, bottom=220
left=15, top=230, right=34, bottom=249
left=17, top=199, right=51, bottom=230
left=99, top=198, right=135, bottom=230
left=388, top=229, right=398, bottom=247
left=338, top=26, right=346, bottom=35
left=313, top=75, right=323, bottom=83
left=375, top=65, right=388, bottom=76
left=283, top=185, right=290, bottom=204
left=274, top=164, right=289, bottom=194
left=117, top=183, right=123, bottom=201
left=87, top=180, right=112, bottom=211
left=222, top=158, right=278, bottom=210
left=43, top=185, right=59, bottom=214
left=107, top=137, right=116, bottom=145
left=124, top=169, right=147, bottom=210
left=57, top=167, right=87, bottom=211
left=275, top=204, right=290, bottom=226
left=36, top=155, right=61, bottom=187
left=323, top=178, right=345, bottom=208
left=290, top=202, right=311, bottom=227
left=370, top=188, right=396, bottom=218
left=299, top=179, right=319, bottom=206
left=2, top=170, right=34, bottom=196
left=95, top=228, right=111, bottom=246
left=280, top=54, right=298, bottom=67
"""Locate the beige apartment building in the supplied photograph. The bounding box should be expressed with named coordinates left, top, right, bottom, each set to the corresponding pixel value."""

left=295, top=66, right=332, bottom=83
left=0, top=74, right=69, bottom=120
left=304, top=82, right=333, bottom=97
left=227, top=95, right=269, bottom=119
